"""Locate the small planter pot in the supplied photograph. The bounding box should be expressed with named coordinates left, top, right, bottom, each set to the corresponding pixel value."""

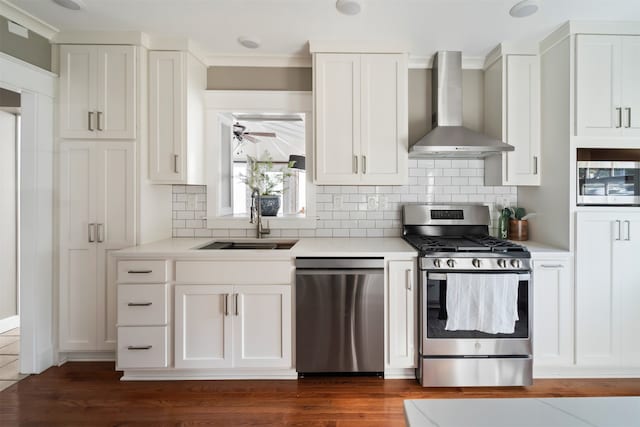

left=509, top=219, right=529, bottom=241
left=260, top=195, right=281, bottom=216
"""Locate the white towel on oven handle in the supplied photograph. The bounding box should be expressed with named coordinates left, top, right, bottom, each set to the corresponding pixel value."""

left=445, top=273, right=520, bottom=334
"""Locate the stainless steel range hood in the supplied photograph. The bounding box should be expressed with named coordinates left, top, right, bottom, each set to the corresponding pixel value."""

left=409, top=51, right=514, bottom=158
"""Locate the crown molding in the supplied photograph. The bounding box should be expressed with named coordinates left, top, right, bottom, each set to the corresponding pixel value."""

left=0, top=0, right=58, bottom=39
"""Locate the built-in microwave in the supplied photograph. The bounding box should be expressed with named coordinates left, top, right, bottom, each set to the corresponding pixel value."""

left=578, top=161, right=640, bottom=206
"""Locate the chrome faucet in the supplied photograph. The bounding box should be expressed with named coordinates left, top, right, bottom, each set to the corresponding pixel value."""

left=250, top=190, right=270, bottom=239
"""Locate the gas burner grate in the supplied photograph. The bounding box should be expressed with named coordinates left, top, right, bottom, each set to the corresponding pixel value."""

left=403, top=234, right=528, bottom=254
left=467, top=235, right=528, bottom=253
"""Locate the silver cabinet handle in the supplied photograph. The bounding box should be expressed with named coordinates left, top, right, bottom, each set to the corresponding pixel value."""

left=88, top=111, right=94, bottom=131
left=539, top=264, right=564, bottom=269
left=224, top=294, right=229, bottom=316
left=173, top=154, right=179, bottom=174
left=127, top=302, right=152, bottom=307
left=235, top=293, right=239, bottom=316
left=127, top=270, right=152, bottom=274
left=406, top=269, right=412, bottom=290
left=127, top=345, right=152, bottom=350
left=624, top=220, right=631, bottom=241
left=96, top=111, right=103, bottom=131
left=353, top=155, right=358, bottom=174
left=533, top=156, right=538, bottom=175
left=615, top=220, right=622, bottom=241
left=97, top=223, right=105, bottom=243
left=363, top=155, right=367, bottom=174
left=616, top=107, right=622, bottom=128
left=88, top=223, right=96, bottom=242
left=626, top=107, right=632, bottom=128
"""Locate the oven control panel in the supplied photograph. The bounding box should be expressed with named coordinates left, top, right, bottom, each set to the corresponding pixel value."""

left=421, top=257, right=531, bottom=271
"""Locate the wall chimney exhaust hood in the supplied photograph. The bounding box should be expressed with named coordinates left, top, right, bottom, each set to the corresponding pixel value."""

left=409, top=51, right=514, bottom=158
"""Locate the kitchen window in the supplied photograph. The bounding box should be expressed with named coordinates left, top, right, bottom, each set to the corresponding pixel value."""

left=205, top=91, right=316, bottom=229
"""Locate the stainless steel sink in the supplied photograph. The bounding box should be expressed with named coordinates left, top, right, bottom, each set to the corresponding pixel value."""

left=197, top=240, right=298, bottom=250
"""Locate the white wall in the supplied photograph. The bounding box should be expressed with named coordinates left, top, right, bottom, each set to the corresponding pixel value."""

left=0, top=110, right=17, bottom=322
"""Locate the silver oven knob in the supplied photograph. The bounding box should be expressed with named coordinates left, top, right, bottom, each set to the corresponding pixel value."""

left=497, top=259, right=507, bottom=268
left=446, top=259, right=456, bottom=268
left=511, top=259, right=522, bottom=269
left=433, top=259, right=442, bottom=268
left=472, top=258, right=481, bottom=268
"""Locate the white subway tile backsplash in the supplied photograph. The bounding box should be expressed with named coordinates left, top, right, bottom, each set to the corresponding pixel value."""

left=171, top=162, right=517, bottom=238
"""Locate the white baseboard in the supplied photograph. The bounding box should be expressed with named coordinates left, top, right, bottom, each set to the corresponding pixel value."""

left=58, top=351, right=116, bottom=365
left=120, top=368, right=299, bottom=381
left=0, top=315, right=19, bottom=334
left=534, top=366, right=640, bottom=379
left=384, top=367, right=416, bottom=379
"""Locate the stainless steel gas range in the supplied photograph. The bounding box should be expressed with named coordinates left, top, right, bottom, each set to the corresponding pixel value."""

left=402, top=204, right=533, bottom=387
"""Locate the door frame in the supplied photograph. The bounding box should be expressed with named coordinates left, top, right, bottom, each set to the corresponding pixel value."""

left=0, top=52, right=56, bottom=374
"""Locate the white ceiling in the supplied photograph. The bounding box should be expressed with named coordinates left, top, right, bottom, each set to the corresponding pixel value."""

left=7, top=0, right=640, bottom=60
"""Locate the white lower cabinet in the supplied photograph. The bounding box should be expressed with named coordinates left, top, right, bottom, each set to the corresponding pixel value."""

left=576, top=211, right=640, bottom=368
left=174, top=284, right=292, bottom=370
left=386, top=259, right=416, bottom=371
left=532, top=256, right=573, bottom=368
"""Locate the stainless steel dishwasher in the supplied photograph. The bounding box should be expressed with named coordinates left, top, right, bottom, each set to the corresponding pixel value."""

left=295, top=257, right=384, bottom=374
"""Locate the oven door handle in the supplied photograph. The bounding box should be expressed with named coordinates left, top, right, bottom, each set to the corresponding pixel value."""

left=427, top=272, right=531, bottom=281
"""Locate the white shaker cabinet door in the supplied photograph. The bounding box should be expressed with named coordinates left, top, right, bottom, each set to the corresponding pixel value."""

left=360, top=54, right=408, bottom=185
left=621, top=36, right=640, bottom=136
left=59, top=143, right=98, bottom=350
left=59, top=45, right=98, bottom=139
left=387, top=260, right=416, bottom=369
left=532, top=258, right=573, bottom=367
left=616, top=215, right=640, bottom=366
left=575, top=35, right=623, bottom=137
left=575, top=212, right=619, bottom=366
left=314, top=53, right=361, bottom=184
left=174, top=285, right=234, bottom=369
left=233, top=285, right=292, bottom=369
left=96, top=45, right=136, bottom=139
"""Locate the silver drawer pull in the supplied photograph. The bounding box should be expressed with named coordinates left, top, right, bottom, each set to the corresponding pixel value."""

left=127, top=270, right=153, bottom=274
left=539, top=264, right=564, bottom=269
left=127, top=302, right=152, bottom=307
left=127, top=345, right=152, bottom=350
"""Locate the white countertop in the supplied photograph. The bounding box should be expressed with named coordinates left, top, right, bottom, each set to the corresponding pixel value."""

left=404, top=397, right=640, bottom=427
left=114, top=237, right=418, bottom=259
left=513, top=241, right=571, bottom=256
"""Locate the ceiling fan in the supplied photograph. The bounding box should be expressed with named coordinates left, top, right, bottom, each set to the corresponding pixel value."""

left=232, top=122, right=276, bottom=143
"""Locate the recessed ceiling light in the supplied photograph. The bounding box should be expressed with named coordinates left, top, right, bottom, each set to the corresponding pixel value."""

left=336, top=0, right=361, bottom=16
left=238, top=36, right=261, bottom=49
left=509, top=0, right=539, bottom=18
left=52, top=0, right=84, bottom=10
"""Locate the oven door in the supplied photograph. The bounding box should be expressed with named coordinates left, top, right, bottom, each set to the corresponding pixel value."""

left=419, top=271, right=532, bottom=357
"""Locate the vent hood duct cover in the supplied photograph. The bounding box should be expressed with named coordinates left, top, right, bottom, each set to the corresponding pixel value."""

left=409, top=51, right=514, bottom=158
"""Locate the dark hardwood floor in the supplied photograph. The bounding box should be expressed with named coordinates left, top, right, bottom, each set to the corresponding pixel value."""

left=1, top=362, right=639, bottom=426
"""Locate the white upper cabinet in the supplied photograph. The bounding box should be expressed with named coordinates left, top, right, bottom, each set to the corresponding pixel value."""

left=314, top=52, right=408, bottom=185
left=576, top=35, right=640, bottom=137
left=148, top=51, right=206, bottom=185
left=484, top=53, right=540, bottom=186
left=59, top=45, right=136, bottom=139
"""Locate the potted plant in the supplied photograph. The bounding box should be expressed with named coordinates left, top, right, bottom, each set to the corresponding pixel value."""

left=240, top=151, right=293, bottom=216
left=508, top=207, right=528, bottom=241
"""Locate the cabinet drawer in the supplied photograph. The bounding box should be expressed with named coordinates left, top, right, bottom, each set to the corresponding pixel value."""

left=117, top=326, right=168, bottom=369
left=117, top=284, right=168, bottom=326
left=117, top=260, right=169, bottom=283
